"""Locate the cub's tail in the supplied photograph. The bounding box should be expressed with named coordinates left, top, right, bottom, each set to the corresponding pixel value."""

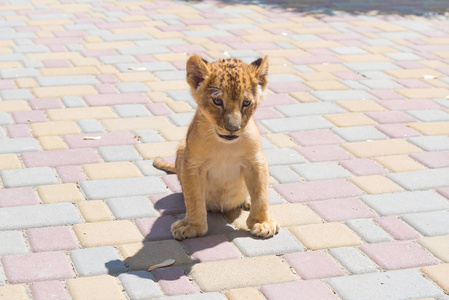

left=153, top=157, right=176, bottom=174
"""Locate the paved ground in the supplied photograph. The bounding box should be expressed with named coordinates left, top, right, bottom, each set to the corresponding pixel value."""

left=0, top=0, right=449, bottom=299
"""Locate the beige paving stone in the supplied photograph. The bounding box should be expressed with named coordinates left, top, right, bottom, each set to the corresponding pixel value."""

left=38, top=183, right=85, bottom=203
left=386, top=69, right=445, bottom=79
left=349, top=21, right=406, bottom=32
left=0, top=100, right=30, bottom=112
left=420, top=60, right=449, bottom=69
left=305, top=80, right=349, bottom=91
left=0, top=154, right=22, bottom=170
left=96, top=65, right=117, bottom=74
left=374, top=155, right=426, bottom=172
left=270, top=65, right=297, bottom=74
left=435, top=52, right=449, bottom=59
left=297, top=72, right=338, bottom=81
left=290, top=222, right=362, bottom=250
left=336, top=100, right=386, bottom=112
left=166, top=101, right=194, bottom=113
left=324, top=113, right=377, bottom=127
left=289, top=91, right=319, bottom=103
left=0, top=62, right=22, bottom=69
left=361, top=46, right=399, bottom=54
left=78, top=200, right=114, bottom=222
left=395, top=88, right=449, bottom=99
left=47, top=107, right=116, bottom=121
left=159, top=127, right=188, bottom=141
left=71, top=57, right=100, bottom=67
left=407, top=122, right=449, bottom=135
left=26, top=19, right=72, bottom=26
left=337, top=54, right=390, bottom=63
left=225, top=288, right=265, bottom=300
left=114, top=72, right=157, bottom=82
left=146, top=80, right=189, bottom=92
left=118, top=240, right=192, bottom=270
left=83, top=161, right=143, bottom=180
left=419, top=235, right=449, bottom=263
left=67, top=275, right=126, bottom=300
left=136, top=141, right=179, bottom=159
left=349, top=175, right=404, bottom=194
left=101, top=117, right=173, bottom=131
left=148, top=92, right=172, bottom=103
left=153, top=53, right=189, bottom=62
left=38, top=135, right=68, bottom=150
left=31, top=121, right=80, bottom=137
left=342, top=139, right=422, bottom=158
left=39, top=66, right=99, bottom=76
left=258, top=49, right=308, bottom=58
left=421, top=264, right=449, bottom=293
left=0, top=285, right=28, bottom=300
left=83, top=36, right=103, bottom=43
left=73, top=220, right=143, bottom=247
left=424, top=79, right=449, bottom=88
left=33, top=85, right=97, bottom=98
left=265, top=133, right=298, bottom=148
left=15, top=77, right=38, bottom=88
left=191, top=256, right=297, bottom=292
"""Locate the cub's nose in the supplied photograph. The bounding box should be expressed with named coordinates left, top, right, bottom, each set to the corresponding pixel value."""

left=225, top=124, right=241, bottom=134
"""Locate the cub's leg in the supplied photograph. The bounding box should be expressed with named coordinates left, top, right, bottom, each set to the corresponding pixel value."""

left=243, top=155, right=280, bottom=238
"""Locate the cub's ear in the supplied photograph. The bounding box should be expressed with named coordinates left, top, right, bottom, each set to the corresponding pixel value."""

left=249, top=56, right=269, bottom=91
left=186, top=54, right=210, bottom=90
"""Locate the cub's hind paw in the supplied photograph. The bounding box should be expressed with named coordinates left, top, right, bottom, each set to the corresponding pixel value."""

left=171, top=219, right=208, bottom=240
left=241, top=197, right=251, bottom=211
left=249, top=218, right=280, bottom=238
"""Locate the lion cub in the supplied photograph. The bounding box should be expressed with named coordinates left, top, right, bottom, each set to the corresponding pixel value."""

left=154, top=54, right=279, bottom=240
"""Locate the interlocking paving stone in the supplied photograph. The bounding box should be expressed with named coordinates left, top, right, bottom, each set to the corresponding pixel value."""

left=346, top=219, right=393, bottom=243
left=26, top=226, right=78, bottom=252
left=30, top=280, right=69, bottom=300
left=119, top=271, right=163, bottom=300
left=260, top=116, right=333, bottom=133
left=98, top=145, right=142, bottom=162
left=158, top=293, right=227, bottom=300
left=275, top=102, right=345, bottom=117
left=0, top=137, right=41, bottom=154
left=269, top=166, right=302, bottom=183
left=70, top=246, right=127, bottom=276
left=375, top=216, right=420, bottom=241
left=419, top=235, right=449, bottom=262
left=421, top=264, right=449, bottom=294
left=332, top=126, right=388, bottom=142
left=106, top=196, right=158, bottom=219
left=22, top=148, right=101, bottom=167
left=388, top=167, right=449, bottom=190
left=67, top=275, right=126, bottom=300
left=329, top=247, right=379, bottom=275
left=151, top=266, right=197, bottom=296
left=308, top=198, right=376, bottom=222
left=283, top=250, right=346, bottom=279
left=0, top=231, right=28, bottom=256
left=401, top=211, right=449, bottom=236
left=182, top=234, right=241, bottom=262
left=291, top=162, right=352, bottom=181
left=408, top=135, right=449, bottom=151
left=261, top=280, right=339, bottom=300
left=263, top=148, right=305, bottom=166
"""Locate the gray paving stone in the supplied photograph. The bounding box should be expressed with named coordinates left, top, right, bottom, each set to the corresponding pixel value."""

left=62, top=96, right=87, bottom=108
left=360, top=79, right=404, bottom=90
left=0, top=137, right=41, bottom=154
left=0, top=203, right=81, bottom=230
left=166, top=90, right=194, bottom=102
left=0, top=268, right=4, bottom=285
left=343, top=62, right=401, bottom=72
left=434, top=98, right=449, bottom=108
left=106, top=196, right=159, bottom=219
left=361, top=191, right=449, bottom=216
left=275, top=102, right=345, bottom=117
left=0, top=167, right=58, bottom=188
left=332, top=126, right=388, bottom=142
left=80, top=176, right=168, bottom=199
left=116, top=62, right=175, bottom=73
left=260, top=136, right=275, bottom=149
left=98, top=145, right=142, bottom=162
left=0, top=231, right=28, bottom=256
left=228, top=229, right=303, bottom=257
left=0, top=112, right=12, bottom=126
left=311, top=90, right=378, bottom=101
left=408, top=135, right=449, bottom=151
left=115, top=82, right=149, bottom=93
left=269, top=188, right=286, bottom=205
left=36, top=75, right=98, bottom=87
left=293, top=65, right=315, bottom=73
left=329, top=247, right=379, bottom=275
left=0, top=68, right=38, bottom=78
left=119, top=271, right=163, bottom=300
left=330, top=47, right=368, bottom=55
left=269, top=73, right=303, bottom=83
left=327, top=269, right=444, bottom=300
left=206, top=213, right=235, bottom=236
left=291, top=162, right=351, bottom=181
left=401, top=211, right=449, bottom=236
left=263, top=148, right=305, bottom=166
left=135, top=160, right=166, bottom=176
left=77, top=119, right=105, bottom=133
left=212, top=23, right=257, bottom=30
left=134, top=129, right=164, bottom=143
left=0, top=127, right=5, bottom=139
left=117, top=46, right=169, bottom=55
left=159, top=293, right=226, bottom=300
left=0, top=53, right=25, bottom=62
left=341, top=80, right=369, bottom=90
left=384, top=52, right=423, bottom=61
left=260, top=116, right=333, bottom=133
left=23, top=59, right=42, bottom=69
left=406, top=109, right=449, bottom=122
left=182, top=30, right=232, bottom=37
left=99, top=55, right=137, bottom=65
left=114, top=104, right=150, bottom=118
left=388, top=167, right=449, bottom=190
left=154, top=70, right=186, bottom=81
left=0, top=89, right=33, bottom=100
left=168, top=112, right=194, bottom=127
left=70, top=246, right=127, bottom=276
left=358, top=71, right=393, bottom=80
left=345, top=219, right=392, bottom=243
left=269, top=166, right=302, bottom=183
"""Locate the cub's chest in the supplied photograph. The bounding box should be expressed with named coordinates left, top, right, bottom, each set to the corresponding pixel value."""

left=205, top=158, right=243, bottom=183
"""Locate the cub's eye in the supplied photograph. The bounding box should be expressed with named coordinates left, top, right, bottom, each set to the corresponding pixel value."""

left=212, top=98, right=223, bottom=106
left=242, top=100, right=252, bottom=107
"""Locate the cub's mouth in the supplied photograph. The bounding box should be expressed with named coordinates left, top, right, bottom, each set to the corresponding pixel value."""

left=217, top=131, right=239, bottom=141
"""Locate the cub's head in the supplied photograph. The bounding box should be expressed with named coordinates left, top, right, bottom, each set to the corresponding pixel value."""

left=186, top=54, right=269, bottom=142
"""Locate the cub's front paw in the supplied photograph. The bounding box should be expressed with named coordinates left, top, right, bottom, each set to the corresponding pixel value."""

left=171, top=219, right=208, bottom=240
left=249, top=218, right=280, bottom=238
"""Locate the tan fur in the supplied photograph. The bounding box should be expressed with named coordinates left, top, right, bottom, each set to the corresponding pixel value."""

left=154, top=54, right=279, bottom=240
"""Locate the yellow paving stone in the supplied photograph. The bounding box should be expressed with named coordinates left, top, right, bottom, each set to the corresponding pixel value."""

left=47, top=107, right=116, bottom=121
left=337, top=54, right=391, bottom=63
left=422, top=37, right=449, bottom=45
left=324, top=112, right=377, bottom=127
left=73, top=220, right=143, bottom=247
left=152, top=53, right=189, bottom=62
left=15, top=77, right=38, bottom=88
left=83, top=41, right=135, bottom=50
left=386, top=68, right=445, bottom=79
left=423, top=79, right=449, bottom=88
left=395, top=88, right=449, bottom=99
left=38, top=135, right=68, bottom=150
left=265, top=133, right=297, bottom=148
left=0, top=62, right=22, bottom=69
left=83, top=161, right=143, bottom=180
left=96, top=65, right=117, bottom=74
left=407, top=121, right=449, bottom=135
left=420, top=60, right=449, bottom=69
left=67, top=275, right=126, bottom=300
left=374, top=155, right=426, bottom=172
left=0, top=100, right=31, bottom=112
left=350, top=21, right=406, bottom=32
left=0, top=284, right=28, bottom=300
left=26, top=19, right=72, bottom=26
left=419, top=235, right=449, bottom=263
left=305, top=80, right=349, bottom=91
left=310, top=63, right=349, bottom=72
left=421, top=264, right=449, bottom=293
left=270, top=65, right=297, bottom=74
left=341, top=139, right=422, bottom=158
left=336, top=100, right=386, bottom=112
left=148, top=92, right=173, bottom=103
left=159, top=127, right=188, bottom=141
left=136, top=141, right=179, bottom=159
left=361, top=46, right=399, bottom=54
left=31, top=121, right=80, bottom=137
left=290, top=222, right=363, bottom=250
left=201, top=42, right=231, bottom=51
left=71, top=57, right=100, bottom=67
left=0, top=40, right=14, bottom=47
left=78, top=200, right=114, bottom=222
left=83, top=36, right=103, bottom=43
left=166, top=101, right=194, bottom=113
left=297, top=72, right=338, bottom=81
left=0, top=47, right=12, bottom=54
left=114, top=72, right=157, bottom=82
left=36, top=31, right=55, bottom=38
left=350, top=175, right=404, bottom=194
left=289, top=91, right=319, bottom=103
left=225, top=288, right=265, bottom=300
left=0, top=154, right=21, bottom=170
left=38, top=183, right=85, bottom=203
left=101, top=117, right=173, bottom=131
left=146, top=80, right=189, bottom=92
left=33, top=85, right=97, bottom=98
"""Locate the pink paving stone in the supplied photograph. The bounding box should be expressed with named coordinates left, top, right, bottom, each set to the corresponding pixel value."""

left=376, top=100, right=441, bottom=111
left=254, top=107, right=284, bottom=120
left=374, top=216, right=420, bottom=240
left=157, top=25, right=190, bottom=32
left=48, top=45, right=66, bottom=52
left=135, top=215, right=177, bottom=241
left=151, top=266, right=197, bottom=296
left=135, top=54, right=155, bottom=62
left=11, top=110, right=48, bottom=123
left=274, top=178, right=363, bottom=203
left=360, top=241, right=439, bottom=270
left=182, top=234, right=241, bottom=262
left=53, top=30, right=85, bottom=37
left=365, top=111, right=417, bottom=124
left=339, top=158, right=388, bottom=176
left=146, top=103, right=172, bottom=115
left=97, top=74, right=118, bottom=83
left=56, top=165, right=86, bottom=183
left=368, top=90, right=406, bottom=100
left=97, top=22, right=142, bottom=29
left=26, top=226, right=79, bottom=252
left=307, top=48, right=335, bottom=56
left=268, top=82, right=311, bottom=93
left=31, top=280, right=69, bottom=300
left=28, top=98, right=63, bottom=110
left=0, top=187, right=39, bottom=208
left=22, top=148, right=101, bottom=168
left=168, top=44, right=205, bottom=53
left=289, top=129, right=343, bottom=146
left=42, top=60, right=72, bottom=68
left=259, top=93, right=298, bottom=108
left=288, top=56, right=341, bottom=65
left=162, top=174, right=182, bottom=193
left=297, top=145, right=353, bottom=162
left=319, top=33, right=363, bottom=41
left=6, top=124, right=32, bottom=138
left=333, top=71, right=366, bottom=80
left=172, top=61, right=187, bottom=70
left=208, top=35, right=243, bottom=43
left=283, top=251, right=346, bottom=279
left=63, top=131, right=138, bottom=148
left=307, top=198, right=377, bottom=222
left=395, top=61, right=424, bottom=69
left=396, top=79, right=431, bottom=88
left=95, top=83, right=118, bottom=94
left=376, top=124, right=421, bottom=138
left=81, top=49, right=117, bottom=57
left=261, top=280, right=339, bottom=300
left=228, top=30, right=247, bottom=37
left=0, top=79, right=16, bottom=90
left=84, top=93, right=149, bottom=106
left=149, top=193, right=185, bottom=215
left=1, top=252, right=75, bottom=283
left=410, top=151, right=449, bottom=168
left=437, top=187, right=449, bottom=199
